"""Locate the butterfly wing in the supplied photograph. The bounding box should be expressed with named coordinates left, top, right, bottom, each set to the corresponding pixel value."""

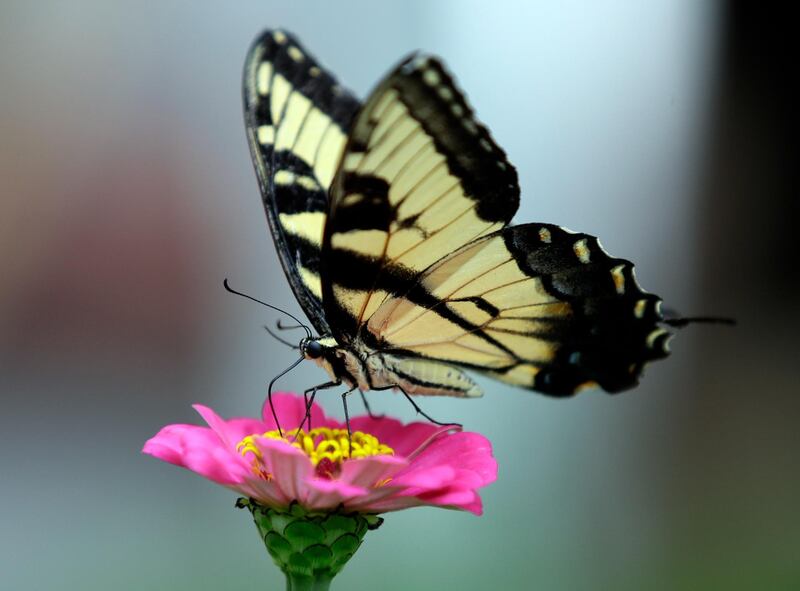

left=367, top=224, right=670, bottom=395
left=243, top=30, right=360, bottom=334
left=246, top=33, right=670, bottom=395
left=321, top=54, right=520, bottom=342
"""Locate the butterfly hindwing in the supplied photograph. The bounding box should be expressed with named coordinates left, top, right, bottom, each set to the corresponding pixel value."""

left=366, top=223, right=670, bottom=396
left=244, top=30, right=361, bottom=334
left=321, top=54, right=520, bottom=341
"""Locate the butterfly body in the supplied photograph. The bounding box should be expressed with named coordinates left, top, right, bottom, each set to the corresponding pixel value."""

left=303, top=335, right=483, bottom=398
left=245, top=30, right=671, bottom=400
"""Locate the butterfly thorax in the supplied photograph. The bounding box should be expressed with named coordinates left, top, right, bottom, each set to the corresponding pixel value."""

left=300, top=335, right=363, bottom=390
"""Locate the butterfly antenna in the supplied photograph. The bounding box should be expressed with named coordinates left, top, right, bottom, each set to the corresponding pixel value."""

left=223, top=279, right=312, bottom=338
left=663, top=316, right=737, bottom=328
left=276, top=319, right=307, bottom=331
left=267, top=355, right=305, bottom=437
left=264, top=324, right=300, bottom=349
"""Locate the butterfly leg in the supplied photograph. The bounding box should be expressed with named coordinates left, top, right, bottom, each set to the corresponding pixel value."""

left=358, top=390, right=384, bottom=421
left=341, top=385, right=358, bottom=441
left=295, top=380, right=341, bottom=437
left=267, top=356, right=305, bottom=437
left=373, top=385, right=461, bottom=429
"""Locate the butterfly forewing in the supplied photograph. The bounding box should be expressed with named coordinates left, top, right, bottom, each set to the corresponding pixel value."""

left=321, top=54, right=520, bottom=341
left=244, top=30, right=361, bottom=334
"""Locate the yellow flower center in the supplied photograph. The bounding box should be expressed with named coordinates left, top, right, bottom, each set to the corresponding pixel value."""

left=237, top=427, right=394, bottom=480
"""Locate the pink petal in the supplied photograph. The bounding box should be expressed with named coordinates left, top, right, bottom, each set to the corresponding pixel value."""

left=354, top=495, right=424, bottom=513
left=418, top=487, right=483, bottom=515
left=460, top=497, right=484, bottom=516
left=251, top=437, right=314, bottom=502
left=193, top=405, right=265, bottom=449
left=340, top=464, right=455, bottom=514
left=338, top=455, right=408, bottom=489
left=405, top=432, right=497, bottom=488
left=236, top=476, right=291, bottom=508
left=142, top=423, right=250, bottom=485
left=363, top=487, right=484, bottom=515
left=302, top=478, right=369, bottom=511
left=389, top=464, right=457, bottom=490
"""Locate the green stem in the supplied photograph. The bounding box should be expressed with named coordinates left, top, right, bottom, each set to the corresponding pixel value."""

left=285, top=572, right=333, bottom=591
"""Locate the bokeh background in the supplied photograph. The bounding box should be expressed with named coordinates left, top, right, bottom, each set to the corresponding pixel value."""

left=1, top=1, right=795, bottom=590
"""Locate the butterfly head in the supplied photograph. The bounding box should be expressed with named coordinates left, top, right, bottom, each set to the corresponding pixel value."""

left=300, top=336, right=338, bottom=361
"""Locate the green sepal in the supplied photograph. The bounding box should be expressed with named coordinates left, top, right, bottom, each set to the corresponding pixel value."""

left=237, top=499, right=383, bottom=588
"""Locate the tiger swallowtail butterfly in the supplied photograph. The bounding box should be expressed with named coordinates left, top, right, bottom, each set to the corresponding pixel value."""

left=242, top=29, right=671, bottom=406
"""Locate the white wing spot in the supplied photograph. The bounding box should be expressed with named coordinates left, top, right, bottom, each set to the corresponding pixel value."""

left=309, top=66, right=321, bottom=77
left=538, top=227, right=552, bottom=243
left=273, top=31, right=288, bottom=44
left=274, top=170, right=296, bottom=185
left=451, top=104, right=464, bottom=117
left=287, top=46, right=304, bottom=62
left=332, top=85, right=343, bottom=96
left=610, top=264, right=626, bottom=294
left=646, top=328, right=668, bottom=349
left=342, top=193, right=364, bottom=206
left=273, top=171, right=319, bottom=192
left=412, top=56, right=431, bottom=69
left=463, top=119, right=478, bottom=135
left=257, top=62, right=273, bottom=96
left=573, top=239, right=591, bottom=263
left=423, top=68, right=440, bottom=86
left=438, top=86, right=453, bottom=101
left=479, top=138, right=493, bottom=152
left=257, top=125, right=275, bottom=145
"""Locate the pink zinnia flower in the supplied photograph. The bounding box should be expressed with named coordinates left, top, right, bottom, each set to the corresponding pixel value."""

left=143, top=392, right=496, bottom=515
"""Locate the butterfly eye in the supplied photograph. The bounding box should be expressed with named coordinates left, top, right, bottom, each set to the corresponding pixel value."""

left=305, top=340, right=323, bottom=359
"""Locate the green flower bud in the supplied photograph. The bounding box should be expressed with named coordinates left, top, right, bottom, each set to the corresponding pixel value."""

left=237, top=498, right=383, bottom=590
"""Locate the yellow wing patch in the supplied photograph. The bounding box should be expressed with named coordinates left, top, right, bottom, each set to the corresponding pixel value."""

left=367, top=232, right=570, bottom=373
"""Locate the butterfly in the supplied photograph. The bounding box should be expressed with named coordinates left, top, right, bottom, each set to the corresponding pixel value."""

left=240, top=29, right=673, bottom=418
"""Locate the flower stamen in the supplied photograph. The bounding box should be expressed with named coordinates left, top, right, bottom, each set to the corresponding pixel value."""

left=237, top=427, right=394, bottom=480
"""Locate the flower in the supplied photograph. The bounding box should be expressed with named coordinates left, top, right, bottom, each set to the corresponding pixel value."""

left=143, top=392, right=497, bottom=515
left=144, top=393, right=498, bottom=588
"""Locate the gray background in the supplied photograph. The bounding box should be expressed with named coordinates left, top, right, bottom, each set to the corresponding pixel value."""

left=1, top=1, right=795, bottom=589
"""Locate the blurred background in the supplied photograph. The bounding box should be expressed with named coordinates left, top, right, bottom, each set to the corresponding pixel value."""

left=1, top=1, right=795, bottom=589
